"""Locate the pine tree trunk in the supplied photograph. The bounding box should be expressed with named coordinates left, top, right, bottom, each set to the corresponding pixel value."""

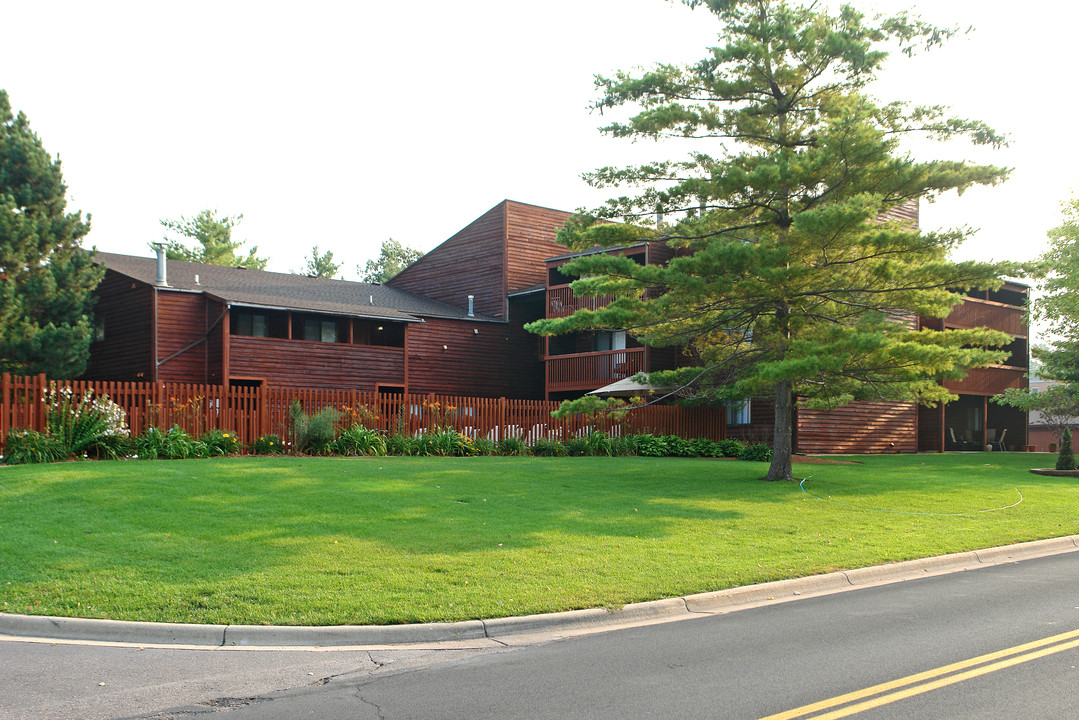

left=767, top=379, right=794, bottom=481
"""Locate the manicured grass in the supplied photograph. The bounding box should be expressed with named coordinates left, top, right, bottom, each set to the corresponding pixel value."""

left=1, top=453, right=1074, bottom=625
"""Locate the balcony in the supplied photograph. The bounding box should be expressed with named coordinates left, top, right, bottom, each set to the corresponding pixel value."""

left=547, top=286, right=618, bottom=319
left=943, top=365, right=1027, bottom=397
left=546, top=347, right=647, bottom=393
left=944, top=300, right=1025, bottom=337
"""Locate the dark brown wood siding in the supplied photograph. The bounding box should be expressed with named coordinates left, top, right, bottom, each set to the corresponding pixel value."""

left=82, top=270, right=154, bottom=381
left=505, top=202, right=573, bottom=293
left=228, top=336, right=406, bottom=389
left=728, top=399, right=775, bottom=445
left=388, top=202, right=508, bottom=319
left=406, top=315, right=544, bottom=399
left=796, top=401, right=918, bottom=454
left=918, top=404, right=944, bottom=453
left=155, top=290, right=211, bottom=383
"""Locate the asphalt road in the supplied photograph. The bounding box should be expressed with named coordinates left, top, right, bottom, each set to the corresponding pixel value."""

left=126, top=551, right=1079, bottom=720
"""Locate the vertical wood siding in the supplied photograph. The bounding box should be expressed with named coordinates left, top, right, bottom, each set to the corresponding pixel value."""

left=155, top=291, right=211, bottom=383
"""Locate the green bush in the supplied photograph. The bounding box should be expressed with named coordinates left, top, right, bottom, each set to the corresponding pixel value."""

left=633, top=434, right=669, bottom=457
left=201, top=429, right=241, bottom=456
left=663, top=435, right=695, bottom=457
left=497, top=437, right=530, bottom=456
left=610, top=434, right=640, bottom=456
left=387, top=434, right=422, bottom=456
left=529, top=437, right=566, bottom=457
left=288, top=401, right=340, bottom=455
left=716, top=439, right=746, bottom=458
left=565, top=437, right=590, bottom=456
left=417, top=429, right=468, bottom=456
left=135, top=425, right=204, bottom=460
left=739, top=443, right=773, bottom=462
left=689, top=438, right=722, bottom=458
left=251, top=434, right=285, bottom=454
left=585, top=431, right=614, bottom=457
left=3, top=429, right=69, bottom=464
left=1056, top=427, right=1076, bottom=471
left=468, top=437, right=498, bottom=456
left=334, top=424, right=388, bottom=456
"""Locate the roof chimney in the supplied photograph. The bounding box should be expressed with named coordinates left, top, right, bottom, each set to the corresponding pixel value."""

left=152, top=242, right=168, bottom=287
left=467, top=295, right=475, bottom=318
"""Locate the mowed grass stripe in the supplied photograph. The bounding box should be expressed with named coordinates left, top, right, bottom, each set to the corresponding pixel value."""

left=0, top=453, right=1073, bottom=626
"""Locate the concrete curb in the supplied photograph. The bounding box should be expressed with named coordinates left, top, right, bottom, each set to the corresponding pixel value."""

left=3, top=535, right=1077, bottom=648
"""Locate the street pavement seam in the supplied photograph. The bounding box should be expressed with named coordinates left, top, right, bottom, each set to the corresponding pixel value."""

left=2, top=535, right=1077, bottom=649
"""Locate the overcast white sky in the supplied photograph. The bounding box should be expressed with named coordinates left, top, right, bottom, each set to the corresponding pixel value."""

left=3, top=0, right=1075, bottom=280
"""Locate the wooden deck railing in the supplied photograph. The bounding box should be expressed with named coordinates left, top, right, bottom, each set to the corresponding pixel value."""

left=942, top=365, right=1027, bottom=396
left=0, top=372, right=726, bottom=450
left=545, top=348, right=647, bottom=393
left=945, top=300, right=1026, bottom=337
left=547, top=286, right=619, bottom=318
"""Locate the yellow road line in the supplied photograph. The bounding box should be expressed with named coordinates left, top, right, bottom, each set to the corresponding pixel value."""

left=759, top=627, right=1079, bottom=720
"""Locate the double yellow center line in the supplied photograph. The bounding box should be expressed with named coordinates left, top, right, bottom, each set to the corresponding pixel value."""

left=759, top=627, right=1079, bottom=719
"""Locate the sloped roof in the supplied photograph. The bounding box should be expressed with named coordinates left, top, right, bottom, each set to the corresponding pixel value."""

left=94, top=252, right=495, bottom=323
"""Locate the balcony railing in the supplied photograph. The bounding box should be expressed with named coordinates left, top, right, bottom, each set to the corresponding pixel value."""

left=547, top=286, right=618, bottom=318
left=945, top=300, right=1025, bottom=337
left=943, top=365, right=1027, bottom=396
left=546, top=347, right=646, bottom=392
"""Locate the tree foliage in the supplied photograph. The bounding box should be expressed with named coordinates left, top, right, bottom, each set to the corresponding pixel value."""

left=0, top=90, right=103, bottom=378
left=360, top=238, right=423, bottom=283
left=527, top=0, right=1019, bottom=480
left=298, top=245, right=341, bottom=279
left=159, top=210, right=267, bottom=270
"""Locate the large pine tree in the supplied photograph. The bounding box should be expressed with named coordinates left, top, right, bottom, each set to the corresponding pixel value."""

left=0, top=90, right=103, bottom=378
left=528, top=0, right=1020, bottom=480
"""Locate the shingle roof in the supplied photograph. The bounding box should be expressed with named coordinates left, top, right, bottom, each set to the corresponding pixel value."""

left=94, top=252, right=494, bottom=323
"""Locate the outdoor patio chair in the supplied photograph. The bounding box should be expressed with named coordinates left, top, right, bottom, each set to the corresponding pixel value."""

left=994, top=428, right=1007, bottom=452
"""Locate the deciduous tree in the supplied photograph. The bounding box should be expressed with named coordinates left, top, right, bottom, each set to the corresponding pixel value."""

left=0, top=90, right=103, bottom=378
left=528, top=0, right=1018, bottom=480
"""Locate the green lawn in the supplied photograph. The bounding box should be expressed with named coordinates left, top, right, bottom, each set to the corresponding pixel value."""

left=1, top=453, right=1074, bottom=626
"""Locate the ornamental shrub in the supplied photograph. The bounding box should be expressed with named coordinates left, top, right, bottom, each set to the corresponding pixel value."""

left=201, top=429, right=241, bottom=456
left=288, top=401, right=340, bottom=455
left=386, top=434, right=423, bottom=456
left=663, top=435, right=695, bottom=457
left=689, top=438, right=722, bottom=458
left=716, top=439, right=746, bottom=458
left=739, top=443, right=773, bottom=462
left=469, top=437, right=498, bottom=456
left=251, top=434, right=284, bottom=454
left=334, top=424, right=388, bottom=456
left=633, top=434, right=669, bottom=457
left=529, top=437, right=565, bottom=457
left=3, top=429, right=69, bottom=464
left=45, top=385, right=129, bottom=457
left=1056, top=427, right=1076, bottom=471
left=610, top=434, right=640, bottom=456
left=497, top=437, right=530, bottom=456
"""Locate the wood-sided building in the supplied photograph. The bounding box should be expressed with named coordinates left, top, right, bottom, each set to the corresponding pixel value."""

left=84, top=200, right=572, bottom=397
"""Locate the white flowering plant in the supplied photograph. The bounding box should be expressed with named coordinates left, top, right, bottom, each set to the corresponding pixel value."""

left=45, top=385, right=130, bottom=458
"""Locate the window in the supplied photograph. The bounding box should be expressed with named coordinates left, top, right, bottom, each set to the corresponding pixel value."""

left=726, top=399, right=751, bottom=426
left=234, top=311, right=268, bottom=337
left=303, top=318, right=338, bottom=343
left=594, top=330, right=627, bottom=352
left=93, top=316, right=106, bottom=342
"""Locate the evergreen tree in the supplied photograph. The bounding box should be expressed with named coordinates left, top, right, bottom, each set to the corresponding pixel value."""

left=528, top=0, right=1019, bottom=480
left=1055, top=426, right=1075, bottom=471
left=159, top=210, right=267, bottom=269
left=0, top=90, right=103, bottom=378
left=360, top=239, right=423, bottom=283
left=298, top=245, right=342, bottom=279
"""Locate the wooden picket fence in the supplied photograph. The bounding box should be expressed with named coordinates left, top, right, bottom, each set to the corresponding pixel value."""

left=0, top=373, right=725, bottom=452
